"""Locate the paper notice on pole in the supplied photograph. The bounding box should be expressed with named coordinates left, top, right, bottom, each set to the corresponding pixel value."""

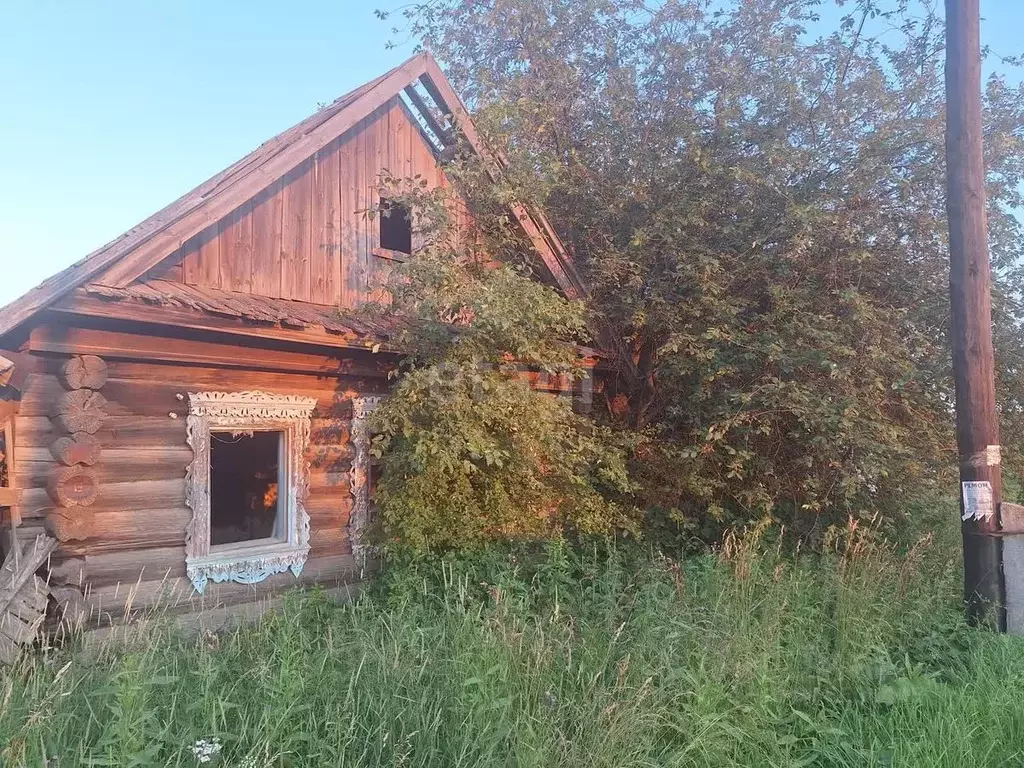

left=962, top=481, right=994, bottom=522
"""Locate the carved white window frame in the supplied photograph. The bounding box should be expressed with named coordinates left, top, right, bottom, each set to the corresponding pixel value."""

left=185, top=391, right=317, bottom=593
left=349, top=395, right=381, bottom=564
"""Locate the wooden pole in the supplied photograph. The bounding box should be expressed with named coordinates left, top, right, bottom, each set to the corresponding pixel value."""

left=945, top=0, right=1005, bottom=629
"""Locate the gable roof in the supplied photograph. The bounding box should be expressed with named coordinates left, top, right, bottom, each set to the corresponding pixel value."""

left=0, top=52, right=584, bottom=340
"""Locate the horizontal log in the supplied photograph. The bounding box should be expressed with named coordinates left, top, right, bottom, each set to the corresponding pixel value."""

left=308, top=469, right=353, bottom=490
left=29, top=325, right=392, bottom=380
left=20, top=450, right=346, bottom=490
left=21, top=373, right=365, bottom=421
left=49, top=557, right=87, bottom=586
left=309, top=526, right=350, bottom=558
left=102, top=358, right=372, bottom=392
left=47, top=467, right=99, bottom=508
left=306, top=489, right=353, bottom=517
left=19, top=447, right=193, bottom=488
left=310, top=419, right=351, bottom=444
left=54, top=506, right=192, bottom=554
left=308, top=446, right=352, bottom=472
left=46, top=507, right=96, bottom=541
left=20, top=479, right=186, bottom=519
left=83, top=546, right=187, bottom=587
left=15, top=415, right=187, bottom=450
left=82, top=553, right=361, bottom=619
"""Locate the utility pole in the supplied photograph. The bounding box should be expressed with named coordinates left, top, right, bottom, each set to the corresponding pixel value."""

left=945, top=0, right=1005, bottom=629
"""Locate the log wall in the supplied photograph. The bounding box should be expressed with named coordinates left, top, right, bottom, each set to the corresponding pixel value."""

left=12, top=323, right=383, bottom=622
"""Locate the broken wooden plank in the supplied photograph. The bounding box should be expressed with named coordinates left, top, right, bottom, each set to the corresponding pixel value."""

left=0, top=533, right=57, bottom=663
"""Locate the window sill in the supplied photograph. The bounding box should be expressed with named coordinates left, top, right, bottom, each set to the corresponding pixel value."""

left=186, top=540, right=310, bottom=593
left=209, top=536, right=288, bottom=554
left=371, top=247, right=409, bottom=262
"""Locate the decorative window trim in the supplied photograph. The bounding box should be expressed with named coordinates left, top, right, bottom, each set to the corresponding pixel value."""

left=184, top=391, right=316, bottom=593
left=349, top=395, right=381, bottom=565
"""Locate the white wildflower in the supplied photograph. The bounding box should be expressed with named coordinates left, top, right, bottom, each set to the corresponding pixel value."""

left=191, top=738, right=222, bottom=764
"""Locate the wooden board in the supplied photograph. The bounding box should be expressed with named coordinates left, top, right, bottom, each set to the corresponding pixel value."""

left=163, top=96, right=461, bottom=309
left=280, top=160, right=313, bottom=302
left=250, top=181, right=283, bottom=298
left=219, top=201, right=254, bottom=293
left=311, top=141, right=341, bottom=304
left=28, top=325, right=392, bottom=379
left=83, top=553, right=361, bottom=618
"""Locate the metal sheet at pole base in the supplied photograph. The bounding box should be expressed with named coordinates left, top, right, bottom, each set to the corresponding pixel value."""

left=1002, top=504, right=1024, bottom=634
left=963, top=527, right=1006, bottom=631
left=1003, top=536, right=1024, bottom=634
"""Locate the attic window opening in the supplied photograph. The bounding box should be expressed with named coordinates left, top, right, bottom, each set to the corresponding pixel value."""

left=379, top=197, right=412, bottom=255
left=210, top=430, right=282, bottom=547
left=399, top=88, right=449, bottom=153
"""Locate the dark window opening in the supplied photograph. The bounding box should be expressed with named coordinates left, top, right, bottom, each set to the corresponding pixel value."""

left=210, top=431, right=282, bottom=547
left=379, top=198, right=412, bottom=254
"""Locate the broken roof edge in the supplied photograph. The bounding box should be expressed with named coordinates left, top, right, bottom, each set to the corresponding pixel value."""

left=0, top=50, right=582, bottom=340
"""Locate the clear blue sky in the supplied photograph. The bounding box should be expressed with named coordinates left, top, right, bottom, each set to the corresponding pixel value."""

left=0, top=1, right=1021, bottom=308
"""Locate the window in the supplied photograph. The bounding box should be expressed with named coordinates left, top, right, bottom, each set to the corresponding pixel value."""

left=210, top=430, right=282, bottom=547
left=184, top=391, right=316, bottom=593
left=379, top=197, right=412, bottom=255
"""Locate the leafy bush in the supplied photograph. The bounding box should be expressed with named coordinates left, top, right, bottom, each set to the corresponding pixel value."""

left=361, top=179, right=636, bottom=553
left=371, top=362, right=635, bottom=551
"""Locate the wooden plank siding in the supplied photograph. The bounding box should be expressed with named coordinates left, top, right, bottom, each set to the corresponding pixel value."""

left=11, top=339, right=378, bottom=605
left=170, top=97, right=459, bottom=308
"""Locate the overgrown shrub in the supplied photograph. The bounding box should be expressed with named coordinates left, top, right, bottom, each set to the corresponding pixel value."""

left=361, top=180, right=636, bottom=553
left=387, top=0, right=1024, bottom=543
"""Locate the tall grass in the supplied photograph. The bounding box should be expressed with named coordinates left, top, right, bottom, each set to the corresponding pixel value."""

left=3, top=515, right=1024, bottom=766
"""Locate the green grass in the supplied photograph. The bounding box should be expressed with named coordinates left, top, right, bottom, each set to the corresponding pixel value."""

left=4, top=519, right=1024, bottom=766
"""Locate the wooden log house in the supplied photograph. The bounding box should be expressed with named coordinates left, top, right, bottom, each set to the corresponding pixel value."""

left=0, top=53, right=585, bottom=629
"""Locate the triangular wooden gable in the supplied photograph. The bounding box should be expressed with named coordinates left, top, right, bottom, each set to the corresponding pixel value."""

left=0, top=52, right=584, bottom=340
left=145, top=96, right=465, bottom=308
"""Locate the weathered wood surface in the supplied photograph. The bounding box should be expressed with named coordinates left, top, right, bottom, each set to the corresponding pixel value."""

left=30, top=325, right=393, bottom=379
left=172, top=98, right=454, bottom=307
left=47, top=466, right=99, bottom=508
left=45, top=507, right=96, bottom=541
left=0, top=52, right=581, bottom=357
left=84, top=553, right=362, bottom=619
left=52, top=585, right=89, bottom=628
left=13, top=354, right=360, bottom=603
left=85, top=581, right=365, bottom=644
left=0, top=533, right=57, bottom=663
left=52, top=389, right=107, bottom=434
left=49, top=556, right=86, bottom=585
left=59, top=355, right=108, bottom=390
left=0, top=348, right=38, bottom=392
left=49, top=433, right=102, bottom=466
